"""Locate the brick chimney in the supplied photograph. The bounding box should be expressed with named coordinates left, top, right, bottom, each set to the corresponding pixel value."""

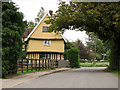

left=49, top=10, right=53, bottom=16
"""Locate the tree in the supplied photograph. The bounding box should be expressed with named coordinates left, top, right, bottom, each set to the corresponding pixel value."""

left=46, top=2, right=120, bottom=70
left=28, top=20, right=35, bottom=27
left=86, top=32, right=111, bottom=61
left=65, top=41, right=74, bottom=49
left=35, top=7, right=45, bottom=24
left=0, top=2, right=2, bottom=78
left=2, top=2, right=27, bottom=77
left=86, top=33, right=105, bottom=53
left=72, top=39, right=89, bottom=59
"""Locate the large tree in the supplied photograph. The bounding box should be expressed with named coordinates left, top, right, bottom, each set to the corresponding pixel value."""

left=46, top=2, right=120, bottom=70
left=2, top=2, right=27, bottom=77
left=72, top=39, right=89, bottom=59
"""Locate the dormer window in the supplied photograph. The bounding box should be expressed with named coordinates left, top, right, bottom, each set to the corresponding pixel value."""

left=43, top=26, right=49, bottom=32
left=44, top=40, right=51, bottom=46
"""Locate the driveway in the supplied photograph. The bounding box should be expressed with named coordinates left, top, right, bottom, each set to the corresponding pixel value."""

left=12, top=67, right=118, bottom=88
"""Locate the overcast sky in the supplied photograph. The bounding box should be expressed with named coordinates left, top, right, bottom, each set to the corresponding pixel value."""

left=12, top=0, right=88, bottom=45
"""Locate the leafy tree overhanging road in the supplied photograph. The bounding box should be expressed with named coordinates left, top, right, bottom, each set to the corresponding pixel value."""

left=46, top=2, right=120, bottom=70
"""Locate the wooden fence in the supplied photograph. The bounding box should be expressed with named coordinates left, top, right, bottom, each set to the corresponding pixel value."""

left=17, top=58, right=58, bottom=73
left=7, top=53, right=60, bottom=73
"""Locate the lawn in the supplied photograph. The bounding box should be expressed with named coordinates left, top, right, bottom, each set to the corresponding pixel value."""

left=80, top=61, right=109, bottom=67
left=111, top=71, right=120, bottom=77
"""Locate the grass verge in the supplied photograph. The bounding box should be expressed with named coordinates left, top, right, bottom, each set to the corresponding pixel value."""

left=4, top=67, right=62, bottom=79
left=103, top=68, right=120, bottom=77
left=80, top=62, right=109, bottom=67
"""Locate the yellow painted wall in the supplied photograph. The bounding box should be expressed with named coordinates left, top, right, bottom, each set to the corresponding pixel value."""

left=31, top=14, right=62, bottom=39
left=26, top=14, right=65, bottom=60
left=27, top=39, right=64, bottom=53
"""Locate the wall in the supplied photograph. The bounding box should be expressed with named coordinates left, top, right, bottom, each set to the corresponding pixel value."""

left=31, top=14, right=62, bottom=39
left=27, top=39, right=64, bottom=53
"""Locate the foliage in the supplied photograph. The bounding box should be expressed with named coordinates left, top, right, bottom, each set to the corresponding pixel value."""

left=27, top=20, right=35, bottom=27
left=46, top=2, right=120, bottom=70
left=64, top=41, right=74, bottom=60
left=96, top=53, right=102, bottom=60
left=80, top=59, right=86, bottom=63
left=86, top=32, right=111, bottom=61
left=89, top=53, right=102, bottom=61
left=72, top=39, right=89, bottom=59
left=108, top=43, right=119, bottom=70
left=64, top=49, right=68, bottom=60
left=0, top=2, right=2, bottom=78
left=106, top=49, right=111, bottom=60
left=88, top=53, right=94, bottom=60
left=86, top=34, right=106, bottom=54
left=80, top=62, right=109, bottom=67
left=2, top=2, right=27, bottom=77
left=66, top=48, right=80, bottom=68
left=65, top=41, right=74, bottom=49
left=104, top=68, right=120, bottom=77
left=35, top=7, right=45, bottom=24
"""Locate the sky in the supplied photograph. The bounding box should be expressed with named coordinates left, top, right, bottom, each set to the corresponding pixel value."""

left=12, top=0, right=88, bottom=45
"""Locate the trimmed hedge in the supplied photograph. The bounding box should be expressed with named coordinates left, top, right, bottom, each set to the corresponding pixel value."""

left=65, top=48, right=80, bottom=68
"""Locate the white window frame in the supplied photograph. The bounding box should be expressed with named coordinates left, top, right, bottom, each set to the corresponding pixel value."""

left=44, top=40, right=51, bottom=46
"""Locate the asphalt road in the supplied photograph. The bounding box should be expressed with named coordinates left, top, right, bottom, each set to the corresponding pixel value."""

left=13, top=67, right=118, bottom=88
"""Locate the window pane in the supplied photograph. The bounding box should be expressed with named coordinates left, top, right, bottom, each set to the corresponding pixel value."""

left=43, top=26, right=49, bottom=32
left=44, top=40, right=51, bottom=46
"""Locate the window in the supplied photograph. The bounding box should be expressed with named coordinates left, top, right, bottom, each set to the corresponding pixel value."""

left=44, top=40, right=51, bottom=46
left=43, top=26, right=49, bottom=32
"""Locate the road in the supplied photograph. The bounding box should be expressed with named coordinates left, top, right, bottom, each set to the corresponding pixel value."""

left=12, top=67, right=118, bottom=88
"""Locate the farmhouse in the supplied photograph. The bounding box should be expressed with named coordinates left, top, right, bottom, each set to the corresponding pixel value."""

left=24, top=11, right=67, bottom=60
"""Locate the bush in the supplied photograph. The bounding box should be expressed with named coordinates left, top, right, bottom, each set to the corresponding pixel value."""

left=66, top=48, right=80, bottom=68
left=80, top=59, right=86, bottom=63
left=64, top=49, right=69, bottom=60
left=88, top=53, right=94, bottom=60
left=88, top=53, right=102, bottom=61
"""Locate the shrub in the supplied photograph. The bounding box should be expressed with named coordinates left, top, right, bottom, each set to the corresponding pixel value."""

left=80, top=59, right=86, bottom=63
left=64, top=49, right=69, bottom=60
left=88, top=53, right=102, bottom=61
left=88, top=53, right=94, bottom=60
left=66, top=48, right=80, bottom=68
left=96, top=53, right=102, bottom=60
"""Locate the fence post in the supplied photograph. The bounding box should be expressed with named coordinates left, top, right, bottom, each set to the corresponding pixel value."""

left=39, top=55, right=40, bottom=70
left=27, top=58, right=28, bottom=72
left=22, top=58, right=23, bottom=73
left=45, top=58, right=46, bottom=69
left=42, top=59, right=44, bottom=70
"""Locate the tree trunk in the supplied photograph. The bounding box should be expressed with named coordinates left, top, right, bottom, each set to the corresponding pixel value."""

left=109, top=42, right=120, bottom=71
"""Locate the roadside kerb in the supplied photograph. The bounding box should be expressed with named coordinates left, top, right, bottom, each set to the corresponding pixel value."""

left=2, top=68, right=72, bottom=88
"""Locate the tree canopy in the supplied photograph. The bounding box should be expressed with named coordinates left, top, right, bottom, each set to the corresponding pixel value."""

left=2, top=2, right=27, bottom=77
left=46, top=2, right=120, bottom=70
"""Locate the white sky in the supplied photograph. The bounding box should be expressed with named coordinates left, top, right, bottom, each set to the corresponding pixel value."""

left=12, top=0, right=88, bottom=45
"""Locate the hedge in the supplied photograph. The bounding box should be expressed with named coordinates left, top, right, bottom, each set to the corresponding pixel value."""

left=65, top=48, right=80, bottom=68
